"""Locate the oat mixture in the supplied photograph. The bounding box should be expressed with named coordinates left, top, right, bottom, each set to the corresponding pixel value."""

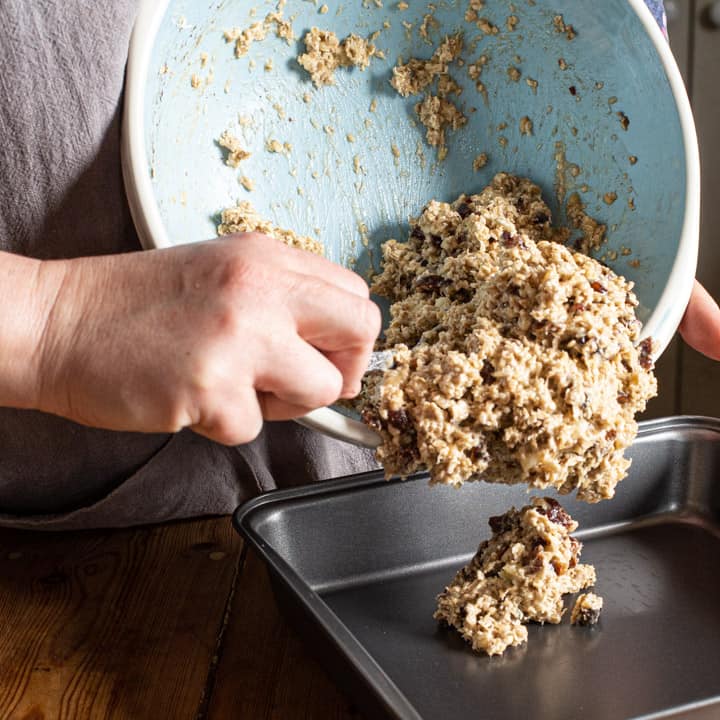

left=435, top=497, right=595, bottom=655
left=357, top=173, right=656, bottom=503
left=224, top=4, right=294, bottom=58
left=390, top=34, right=466, bottom=159
left=571, top=592, right=603, bottom=626
left=298, top=27, right=377, bottom=87
left=217, top=201, right=322, bottom=255
left=218, top=131, right=251, bottom=168
left=566, top=191, right=607, bottom=254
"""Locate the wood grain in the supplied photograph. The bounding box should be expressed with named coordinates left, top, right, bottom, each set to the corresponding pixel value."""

left=205, top=548, right=360, bottom=720
left=0, top=517, right=241, bottom=720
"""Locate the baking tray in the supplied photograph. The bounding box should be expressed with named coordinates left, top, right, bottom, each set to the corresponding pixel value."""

left=234, top=417, right=720, bottom=720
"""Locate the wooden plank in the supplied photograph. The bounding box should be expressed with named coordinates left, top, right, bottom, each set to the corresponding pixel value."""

left=679, top=1, right=720, bottom=415
left=0, top=517, right=241, bottom=720
left=206, top=549, right=360, bottom=720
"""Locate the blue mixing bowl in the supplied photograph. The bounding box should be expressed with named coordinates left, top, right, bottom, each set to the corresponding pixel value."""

left=123, top=0, right=699, bottom=446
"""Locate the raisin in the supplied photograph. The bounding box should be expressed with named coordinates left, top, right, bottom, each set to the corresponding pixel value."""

left=361, top=408, right=383, bottom=432
left=639, top=337, right=653, bottom=370
left=480, top=359, right=495, bottom=384
left=502, top=234, right=520, bottom=248
left=526, top=538, right=546, bottom=572
left=410, top=226, right=424, bottom=241
left=398, top=444, right=420, bottom=465
left=606, top=429, right=617, bottom=441
left=536, top=497, right=573, bottom=528
left=457, top=202, right=473, bottom=219
left=574, top=606, right=601, bottom=626
left=469, top=443, right=489, bottom=463
left=452, top=287, right=473, bottom=304
left=460, top=560, right=479, bottom=581
left=569, top=85, right=577, bottom=96
left=590, top=281, right=607, bottom=293
left=617, top=390, right=630, bottom=405
left=489, top=514, right=513, bottom=534
left=430, top=234, right=443, bottom=248
left=533, top=212, right=549, bottom=224
left=414, top=274, right=448, bottom=294
left=387, top=408, right=413, bottom=432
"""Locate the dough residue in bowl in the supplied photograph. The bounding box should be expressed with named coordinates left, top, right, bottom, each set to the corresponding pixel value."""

left=218, top=200, right=323, bottom=255
left=389, top=33, right=466, bottom=160
left=298, top=27, right=378, bottom=87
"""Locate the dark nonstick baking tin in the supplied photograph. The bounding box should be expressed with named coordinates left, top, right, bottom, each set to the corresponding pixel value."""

left=234, top=417, right=720, bottom=720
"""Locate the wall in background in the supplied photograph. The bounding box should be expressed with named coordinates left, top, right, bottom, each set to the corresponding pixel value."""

left=644, top=0, right=720, bottom=419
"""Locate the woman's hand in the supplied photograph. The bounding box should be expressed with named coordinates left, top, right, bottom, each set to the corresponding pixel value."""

left=679, top=281, right=720, bottom=361
left=29, top=234, right=381, bottom=445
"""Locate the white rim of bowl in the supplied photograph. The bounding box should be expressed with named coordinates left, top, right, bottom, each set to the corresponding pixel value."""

left=122, top=0, right=700, bottom=449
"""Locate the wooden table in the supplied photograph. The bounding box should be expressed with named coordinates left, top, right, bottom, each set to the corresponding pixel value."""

left=0, top=518, right=361, bottom=719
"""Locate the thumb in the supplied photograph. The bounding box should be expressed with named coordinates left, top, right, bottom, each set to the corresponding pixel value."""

left=679, top=281, right=720, bottom=361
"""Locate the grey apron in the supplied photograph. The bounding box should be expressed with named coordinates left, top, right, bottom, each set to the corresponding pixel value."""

left=0, top=0, right=376, bottom=529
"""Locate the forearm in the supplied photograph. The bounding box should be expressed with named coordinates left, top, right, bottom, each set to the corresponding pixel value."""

left=0, top=250, right=66, bottom=410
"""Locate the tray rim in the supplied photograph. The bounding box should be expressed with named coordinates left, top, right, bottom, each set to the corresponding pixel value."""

left=233, top=415, right=720, bottom=720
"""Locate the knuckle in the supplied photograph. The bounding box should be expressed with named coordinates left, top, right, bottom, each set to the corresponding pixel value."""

left=352, top=298, right=382, bottom=343
left=346, top=272, right=371, bottom=298
left=214, top=303, right=241, bottom=337
left=219, top=246, right=273, bottom=297
left=308, top=370, right=343, bottom=409
left=220, top=252, right=254, bottom=291
left=210, top=414, right=263, bottom=446
left=164, top=400, right=195, bottom=434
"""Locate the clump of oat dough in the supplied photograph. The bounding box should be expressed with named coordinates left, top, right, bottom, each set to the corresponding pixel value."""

left=390, top=34, right=466, bottom=160
left=357, top=173, right=656, bottom=503
left=571, top=592, right=603, bottom=626
left=298, top=27, right=377, bottom=87
left=218, top=201, right=323, bottom=255
left=435, top=497, right=596, bottom=656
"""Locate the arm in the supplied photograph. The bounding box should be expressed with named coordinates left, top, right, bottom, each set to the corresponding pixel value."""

left=0, top=234, right=381, bottom=445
